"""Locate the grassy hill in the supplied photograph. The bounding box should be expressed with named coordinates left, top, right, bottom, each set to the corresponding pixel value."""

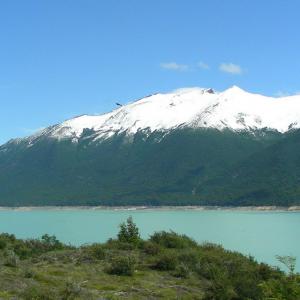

left=0, top=218, right=299, bottom=299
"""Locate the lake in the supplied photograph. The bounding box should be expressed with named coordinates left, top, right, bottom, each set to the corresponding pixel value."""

left=0, top=208, right=299, bottom=271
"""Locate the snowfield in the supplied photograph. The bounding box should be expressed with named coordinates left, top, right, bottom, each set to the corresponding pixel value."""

left=18, top=86, right=300, bottom=144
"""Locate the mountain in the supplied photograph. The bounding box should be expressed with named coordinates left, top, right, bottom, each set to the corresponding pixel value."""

left=1, top=86, right=300, bottom=206
left=12, top=86, right=300, bottom=143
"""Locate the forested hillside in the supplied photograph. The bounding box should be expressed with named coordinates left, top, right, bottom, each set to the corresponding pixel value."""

left=1, top=128, right=293, bottom=206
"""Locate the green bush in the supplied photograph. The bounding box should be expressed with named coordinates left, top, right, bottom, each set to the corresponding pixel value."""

left=150, top=231, right=197, bottom=249
left=82, top=243, right=106, bottom=260
left=41, top=234, right=64, bottom=250
left=20, top=285, right=57, bottom=300
left=174, top=263, right=190, bottom=278
left=106, top=238, right=137, bottom=251
left=117, top=216, right=141, bottom=245
left=0, top=238, right=6, bottom=250
left=153, top=251, right=178, bottom=271
left=4, top=250, right=19, bottom=267
left=106, top=255, right=136, bottom=276
left=24, top=268, right=35, bottom=278
left=0, top=233, right=16, bottom=250
left=0, top=233, right=16, bottom=242
left=258, top=262, right=278, bottom=280
left=13, top=241, right=31, bottom=259
left=195, top=261, right=217, bottom=280
left=142, top=241, right=161, bottom=255
left=200, top=242, right=224, bottom=251
left=177, top=248, right=200, bottom=267
left=60, top=280, right=82, bottom=300
left=260, top=276, right=300, bottom=300
left=9, top=234, right=67, bottom=259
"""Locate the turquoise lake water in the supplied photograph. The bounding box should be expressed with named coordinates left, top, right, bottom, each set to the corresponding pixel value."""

left=0, top=209, right=299, bottom=271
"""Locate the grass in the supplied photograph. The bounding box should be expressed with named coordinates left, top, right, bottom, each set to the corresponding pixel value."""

left=0, top=219, right=299, bottom=299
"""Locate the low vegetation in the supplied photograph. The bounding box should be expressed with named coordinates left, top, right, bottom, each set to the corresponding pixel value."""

left=0, top=217, right=299, bottom=299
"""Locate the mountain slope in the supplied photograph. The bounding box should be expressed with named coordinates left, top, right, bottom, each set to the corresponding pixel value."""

left=1, top=86, right=300, bottom=206
left=196, top=129, right=300, bottom=206
left=0, top=128, right=281, bottom=206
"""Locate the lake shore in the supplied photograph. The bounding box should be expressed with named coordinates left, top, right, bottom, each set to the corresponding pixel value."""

left=0, top=205, right=300, bottom=211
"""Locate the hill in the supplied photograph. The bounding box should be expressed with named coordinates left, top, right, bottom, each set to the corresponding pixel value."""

left=0, top=218, right=298, bottom=299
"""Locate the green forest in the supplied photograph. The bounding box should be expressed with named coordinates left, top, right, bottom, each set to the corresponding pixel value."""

left=2, top=128, right=300, bottom=207
left=0, top=217, right=299, bottom=299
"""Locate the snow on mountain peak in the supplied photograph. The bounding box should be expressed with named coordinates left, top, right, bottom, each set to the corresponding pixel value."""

left=227, top=85, right=245, bottom=92
left=171, top=87, right=215, bottom=95
left=19, top=86, right=300, bottom=144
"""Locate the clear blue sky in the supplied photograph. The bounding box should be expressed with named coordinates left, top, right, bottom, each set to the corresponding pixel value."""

left=1, top=0, right=299, bottom=144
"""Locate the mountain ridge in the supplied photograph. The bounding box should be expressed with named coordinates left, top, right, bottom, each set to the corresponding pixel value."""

left=4, top=86, right=300, bottom=148
left=1, top=86, right=300, bottom=207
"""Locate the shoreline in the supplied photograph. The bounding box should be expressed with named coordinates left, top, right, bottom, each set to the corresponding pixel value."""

left=0, top=205, right=300, bottom=212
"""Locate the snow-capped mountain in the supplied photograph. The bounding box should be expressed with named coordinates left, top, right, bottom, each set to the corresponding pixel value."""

left=1, top=86, right=300, bottom=207
left=18, top=86, right=300, bottom=145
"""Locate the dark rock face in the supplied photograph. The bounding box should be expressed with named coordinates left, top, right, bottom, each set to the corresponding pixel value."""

left=206, top=88, right=215, bottom=94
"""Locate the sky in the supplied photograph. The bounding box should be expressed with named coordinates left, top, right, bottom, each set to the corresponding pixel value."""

left=1, top=0, right=300, bottom=144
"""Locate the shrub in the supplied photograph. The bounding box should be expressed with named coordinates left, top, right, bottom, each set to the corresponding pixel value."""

left=24, top=268, right=35, bottom=278
left=106, top=255, right=136, bottom=276
left=20, top=285, right=57, bottom=300
left=276, top=255, right=296, bottom=275
left=201, top=242, right=223, bottom=251
left=0, top=233, right=16, bottom=250
left=0, top=233, right=16, bottom=242
left=4, top=250, right=19, bottom=267
left=0, top=238, right=6, bottom=250
left=83, top=243, right=106, bottom=260
left=150, top=231, right=197, bottom=249
left=142, top=241, right=161, bottom=255
left=260, top=277, right=300, bottom=300
left=60, top=280, right=82, bottom=300
left=91, top=244, right=106, bottom=259
left=174, top=263, right=190, bottom=278
left=177, top=249, right=200, bottom=267
left=9, top=235, right=67, bottom=259
left=258, top=263, right=276, bottom=280
left=195, top=261, right=220, bottom=280
left=13, top=242, right=31, bottom=259
left=117, top=216, right=140, bottom=245
left=153, top=251, right=178, bottom=271
left=117, top=242, right=137, bottom=251
left=41, top=234, right=63, bottom=250
left=105, top=238, right=137, bottom=251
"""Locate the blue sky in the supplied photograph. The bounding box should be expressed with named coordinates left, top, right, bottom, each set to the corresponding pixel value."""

left=1, top=0, right=300, bottom=144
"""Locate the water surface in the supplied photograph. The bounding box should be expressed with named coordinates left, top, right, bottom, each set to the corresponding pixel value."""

left=0, top=209, right=299, bottom=271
